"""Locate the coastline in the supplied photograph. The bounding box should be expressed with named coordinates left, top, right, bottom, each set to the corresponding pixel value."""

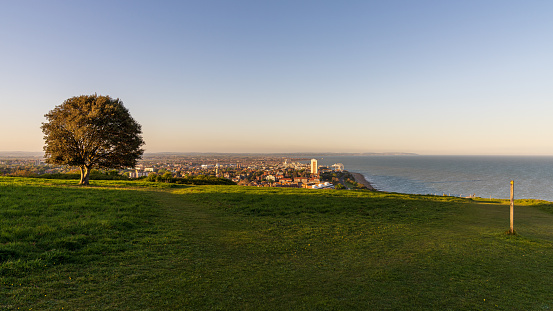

left=350, top=172, right=376, bottom=191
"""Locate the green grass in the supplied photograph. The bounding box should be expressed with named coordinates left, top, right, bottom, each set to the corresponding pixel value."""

left=2, top=177, right=553, bottom=310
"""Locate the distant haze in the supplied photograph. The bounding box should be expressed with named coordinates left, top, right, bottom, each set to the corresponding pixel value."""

left=1, top=1, right=553, bottom=155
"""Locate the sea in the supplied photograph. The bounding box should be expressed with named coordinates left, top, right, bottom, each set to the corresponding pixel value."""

left=315, top=156, right=553, bottom=202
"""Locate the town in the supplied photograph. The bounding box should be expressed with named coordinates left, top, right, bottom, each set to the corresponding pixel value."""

left=0, top=153, right=368, bottom=190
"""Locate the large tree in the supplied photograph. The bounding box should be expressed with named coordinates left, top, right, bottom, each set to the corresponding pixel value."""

left=41, top=94, right=145, bottom=185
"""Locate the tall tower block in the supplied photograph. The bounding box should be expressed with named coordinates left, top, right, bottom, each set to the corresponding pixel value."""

left=310, top=159, right=318, bottom=175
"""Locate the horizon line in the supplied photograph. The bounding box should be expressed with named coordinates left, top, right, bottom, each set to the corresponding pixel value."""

left=3, top=151, right=553, bottom=157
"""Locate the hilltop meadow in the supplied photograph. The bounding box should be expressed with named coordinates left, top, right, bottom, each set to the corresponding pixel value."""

left=2, top=177, right=553, bottom=310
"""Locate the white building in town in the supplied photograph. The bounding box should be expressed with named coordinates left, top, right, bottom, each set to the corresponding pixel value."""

left=310, top=159, right=318, bottom=175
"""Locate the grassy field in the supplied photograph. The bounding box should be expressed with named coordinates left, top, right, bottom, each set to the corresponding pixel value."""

left=2, top=177, right=553, bottom=310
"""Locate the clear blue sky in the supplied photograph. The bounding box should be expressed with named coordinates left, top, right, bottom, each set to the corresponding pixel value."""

left=1, top=0, right=552, bottom=155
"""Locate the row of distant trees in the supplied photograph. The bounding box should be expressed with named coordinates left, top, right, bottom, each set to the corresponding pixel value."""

left=6, top=169, right=235, bottom=185
left=145, top=173, right=235, bottom=185
left=4, top=169, right=128, bottom=180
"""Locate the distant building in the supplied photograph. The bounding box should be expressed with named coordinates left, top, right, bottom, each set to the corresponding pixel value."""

left=332, top=163, right=344, bottom=171
left=129, top=169, right=149, bottom=178
left=310, top=159, right=318, bottom=175
left=309, top=182, right=335, bottom=189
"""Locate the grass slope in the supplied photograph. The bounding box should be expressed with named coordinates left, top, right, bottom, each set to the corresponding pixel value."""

left=2, top=177, right=553, bottom=310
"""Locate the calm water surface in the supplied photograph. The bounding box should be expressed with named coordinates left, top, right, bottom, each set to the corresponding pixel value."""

left=316, top=156, right=553, bottom=201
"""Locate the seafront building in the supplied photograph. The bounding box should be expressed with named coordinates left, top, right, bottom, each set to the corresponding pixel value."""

left=311, top=159, right=318, bottom=175
left=332, top=163, right=344, bottom=172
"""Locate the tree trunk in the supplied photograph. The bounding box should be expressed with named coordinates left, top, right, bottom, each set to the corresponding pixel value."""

left=79, top=165, right=91, bottom=186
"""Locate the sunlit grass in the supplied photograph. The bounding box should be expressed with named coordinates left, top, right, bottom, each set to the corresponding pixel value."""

left=3, top=177, right=553, bottom=309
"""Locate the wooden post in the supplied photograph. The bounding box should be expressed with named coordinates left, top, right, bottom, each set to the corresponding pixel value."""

left=510, top=180, right=514, bottom=234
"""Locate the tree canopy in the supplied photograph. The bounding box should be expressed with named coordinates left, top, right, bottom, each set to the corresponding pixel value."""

left=41, top=94, right=144, bottom=185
